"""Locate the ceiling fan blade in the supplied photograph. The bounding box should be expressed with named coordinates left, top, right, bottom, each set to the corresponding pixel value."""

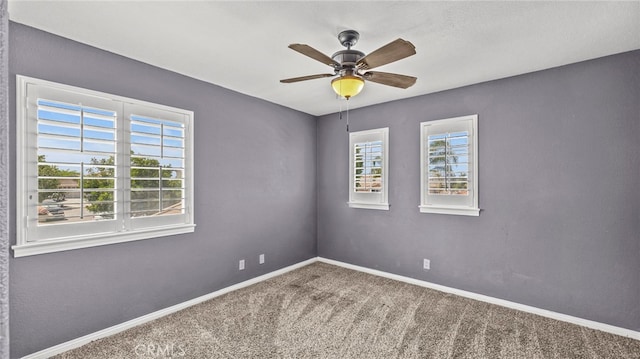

left=288, top=44, right=340, bottom=68
left=280, top=73, right=336, bottom=83
left=357, top=39, right=416, bottom=70
left=362, top=71, right=417, bottom=89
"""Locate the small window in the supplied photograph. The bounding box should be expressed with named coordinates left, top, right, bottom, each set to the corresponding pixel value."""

left=420, top=115, right=479, bottom=216
left=14, top=75, right=195, bottom=257
left=348, top=127, right=389, bottom=210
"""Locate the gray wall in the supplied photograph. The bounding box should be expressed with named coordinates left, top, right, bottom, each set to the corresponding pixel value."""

left=7, top=19, right=640, bottom=358
left=318, top=50, right=640, bottom=332
left=1, top=0, right=10, bottom=357
left=8, top=23, right=317, bottom=358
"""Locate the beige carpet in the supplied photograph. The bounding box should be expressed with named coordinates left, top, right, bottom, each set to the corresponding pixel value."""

left=55, top=262, right=640, bottom=358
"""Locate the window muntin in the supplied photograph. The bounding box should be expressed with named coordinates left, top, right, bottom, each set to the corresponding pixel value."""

left=420, top=115, right=479, bottom=216
left=15, top=75, right=195, bottom=257
left=348, top=128, right=389, bottom=210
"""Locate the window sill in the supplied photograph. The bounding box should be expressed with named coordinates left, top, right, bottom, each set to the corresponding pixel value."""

left=348, top=202, right=390, bottom=210
left=419, top=205, right=480, bottom=216
left=12, top=224, right=196, bottom=257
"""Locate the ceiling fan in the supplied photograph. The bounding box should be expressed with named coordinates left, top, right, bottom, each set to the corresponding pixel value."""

left=280, top=30, right=417, bottom=100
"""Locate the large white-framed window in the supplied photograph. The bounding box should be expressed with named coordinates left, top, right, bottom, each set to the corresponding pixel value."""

left=348, top=127, right=389, bottom=210
left=420, top=115, right=479, bottom=216
left=14, top=75, right=195, bottom=257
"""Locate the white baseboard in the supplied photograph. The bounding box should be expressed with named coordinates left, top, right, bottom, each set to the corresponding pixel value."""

left=22, top=257, right=317, bottom=359
left=317, top=257, right=640, bottom=341
left=23, top=256, right=639, bottom=358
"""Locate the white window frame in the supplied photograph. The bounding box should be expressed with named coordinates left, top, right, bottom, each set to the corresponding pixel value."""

left=14, top=75, right=195, bottom=257
left=348, top=127, right=389, bottom=210
left=420, top=115, right=479, bottom=216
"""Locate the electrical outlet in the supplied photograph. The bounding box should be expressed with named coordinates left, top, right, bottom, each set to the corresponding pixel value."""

left=423, top=258, right=430, bottom=270
left=239, top=259, right=245, bottom=270
left=259, top=254, right=265, bottom=264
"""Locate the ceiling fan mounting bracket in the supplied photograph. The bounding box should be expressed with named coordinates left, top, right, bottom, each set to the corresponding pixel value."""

left=338, top=30, right=360, bottom=49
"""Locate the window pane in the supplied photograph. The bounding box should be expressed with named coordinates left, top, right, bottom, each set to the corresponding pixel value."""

left=427, top=132, right=469, bottom=196
left=130, top=114, right=185, bottom=218
left=83, top=158, right=116, bottom=220
left=131, top=190, right=160, bottom=217
left=353, top=140, right=384, bottom=193
left=36, top=99, right=117, bottom=226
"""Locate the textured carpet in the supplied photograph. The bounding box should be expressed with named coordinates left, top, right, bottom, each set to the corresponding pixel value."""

left=55, top=262, right=640, bottom=358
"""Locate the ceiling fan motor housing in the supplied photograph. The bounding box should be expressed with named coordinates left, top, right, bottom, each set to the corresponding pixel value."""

left=332, top=50, right=365, bottom=70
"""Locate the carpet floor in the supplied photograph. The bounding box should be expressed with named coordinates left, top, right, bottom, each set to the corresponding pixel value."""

left=55, top=262, right=640, bottom=358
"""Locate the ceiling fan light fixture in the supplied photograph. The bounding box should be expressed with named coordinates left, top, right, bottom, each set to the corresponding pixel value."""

left=331, top=75, right=364, bottom=100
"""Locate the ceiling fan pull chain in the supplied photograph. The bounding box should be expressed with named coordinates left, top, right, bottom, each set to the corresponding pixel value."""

left=346, top=99, right=350, bottom=132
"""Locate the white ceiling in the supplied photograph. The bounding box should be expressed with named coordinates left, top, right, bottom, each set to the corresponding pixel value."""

left=8, top=1, right=640, bottom=116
